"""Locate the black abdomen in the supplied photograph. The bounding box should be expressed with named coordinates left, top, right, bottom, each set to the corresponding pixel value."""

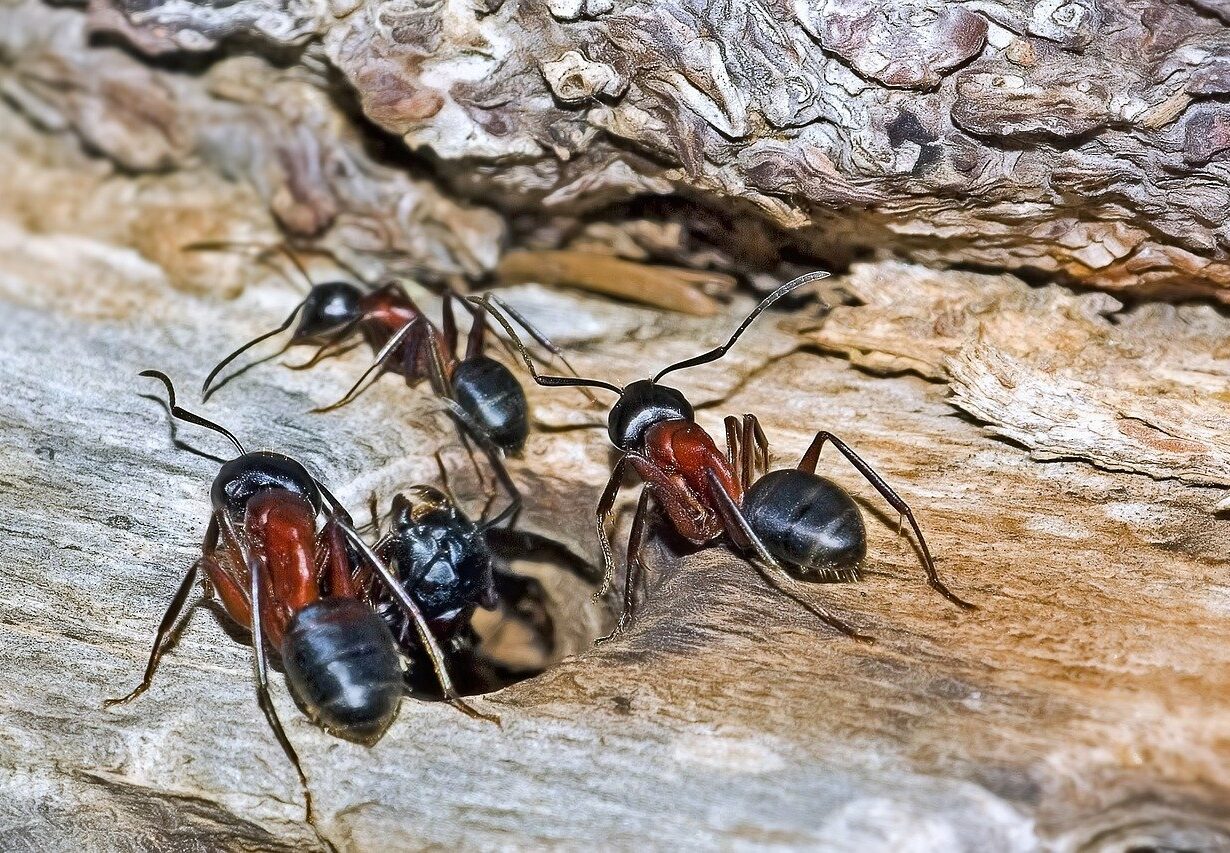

left=742, top=470, right=866, bottom=576
left=451, top=356, right=529, bottom=452
left=281, top=598, right=403, bottom=746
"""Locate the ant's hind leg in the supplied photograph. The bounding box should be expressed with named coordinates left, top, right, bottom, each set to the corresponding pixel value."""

left=798, top=431, right=975, bottom=610
left=705, top=470, right=874, bottom=644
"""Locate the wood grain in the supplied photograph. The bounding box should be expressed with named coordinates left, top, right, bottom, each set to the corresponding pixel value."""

left=1, top=233, right=1228, bottom=850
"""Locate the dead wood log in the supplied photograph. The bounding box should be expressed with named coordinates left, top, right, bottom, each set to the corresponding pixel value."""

left=2, top=0, right=1230, bottom=851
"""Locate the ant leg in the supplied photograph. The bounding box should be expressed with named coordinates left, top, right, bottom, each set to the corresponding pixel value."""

left=183, top=240, right=315, bottom=293
left=283, top=321, right=364, bottom=370
left=103, top=559, right=202, bottom=707
left=740, top=415, right=759, bottom=492
left=484, top=294, right=600, bottom=405
left=284, top=341, right=361, bottom=370
left=464, top=294, right=624, bottom=396
left=451, top=292, right=485, bottom=362
left=315, top=480, right=355, bottom=527
left=423, top=327, right=493, bottom=499
left=723, top=415, right=742, bottom=488
left=705, top=470, right=875, bottom=643
left=244, top=545, right=321, bottom=834
left=441, top=288, right=461, bottom=361
left=749, top=415, right=771, bottom=480
left=595, top=488, right=650, bottom=645
left=434, top=450, right=461, bottom=508
left=798, top=432, right=976, bottom=610
left=286, top=243, right=372, bottom=287
left=352, top=491, right=383, bottom=536
left=336, top=520, right=500, bottom=725
left=594, top=455, right=630, bottom=599
left=312, top=318, right=422, bottom=413
left=440, top=400, right=521, bottom=530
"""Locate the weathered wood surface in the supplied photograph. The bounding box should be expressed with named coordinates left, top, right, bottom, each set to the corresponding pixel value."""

left=7, top=0, right=1230, bottom=303
left=2, top=112, right=1230, bottom=849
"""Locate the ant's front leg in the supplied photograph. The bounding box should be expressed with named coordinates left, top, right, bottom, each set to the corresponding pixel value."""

left=595, top=489, right=651, bottom=645
left=312, top=317, right=425, bottom=412
left=103, top=558, right=203, bottom=707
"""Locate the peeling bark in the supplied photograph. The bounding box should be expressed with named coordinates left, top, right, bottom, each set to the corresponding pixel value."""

left=2, top=0, right=1230, bottom=301
left=798, top=260, right=1230, bottom=488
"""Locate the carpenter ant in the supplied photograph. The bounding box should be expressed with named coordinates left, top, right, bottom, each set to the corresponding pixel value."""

left=190, top=242, right=584, bottom=460
left=472, top=272, right=976, bottom=643
left=360, top=453, right=576, bottom=696
left=105, top=370, right=495, bottom=831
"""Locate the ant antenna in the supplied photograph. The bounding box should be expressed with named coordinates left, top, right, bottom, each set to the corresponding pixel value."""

left=467, top=294, right=624, bottom=396
left=201, top=300, right=307, bottom=399
left=140, top=370, right=247, bottom=456
left=183, top=240, right=317, bottom=293
left=652, top=271, right=829, bottom=383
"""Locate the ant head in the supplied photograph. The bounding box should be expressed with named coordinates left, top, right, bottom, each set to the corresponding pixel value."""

left=391, top=486, right=461, bottom=529
left=210, top=451, right=323, bottom=517
left=293, top=282, right=363, bottom=341
left=142, top=370, right=321, bottom=516
left=608, top=379, right=694, bottom=451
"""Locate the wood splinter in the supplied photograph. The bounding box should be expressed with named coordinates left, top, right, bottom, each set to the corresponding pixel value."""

left=496, top=250, right=735, bottom=316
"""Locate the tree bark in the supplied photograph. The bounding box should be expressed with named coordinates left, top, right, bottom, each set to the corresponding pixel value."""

left=5, top=0, right=1230, bottom=301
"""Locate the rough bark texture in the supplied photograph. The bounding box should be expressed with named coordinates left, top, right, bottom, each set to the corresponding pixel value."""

left=3, top=0, right=1230, bottom=851
left=6, top=0, right=1230, bottom=302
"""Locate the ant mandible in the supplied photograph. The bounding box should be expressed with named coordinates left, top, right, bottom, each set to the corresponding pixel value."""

left=106, top=371, right=495, bottom=831
left=190, top=242, right=584, bottom=462
left=472, top=272, right=976, bottom=643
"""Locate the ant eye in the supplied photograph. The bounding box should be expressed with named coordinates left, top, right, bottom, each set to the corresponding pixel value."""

left=211, top=451, right=322, bottom=516
left=294, top=282, right=362, bottom=340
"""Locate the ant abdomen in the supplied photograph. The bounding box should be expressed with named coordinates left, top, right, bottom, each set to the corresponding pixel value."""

left=281, top=598, right=403, bottom=746
left=450, top=356, right=530, bottom=453
left=742, top=469, right=867, bottom=576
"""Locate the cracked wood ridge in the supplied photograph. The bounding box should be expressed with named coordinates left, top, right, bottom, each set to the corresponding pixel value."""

left=0, top=0, right=1229, bottom=850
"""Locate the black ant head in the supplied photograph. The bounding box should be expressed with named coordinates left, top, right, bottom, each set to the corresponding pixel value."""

left=141, top=370, right=324, bottom=516
left=608, top=379, right=694, bottom=451
left=391, top=486, right=462, bottom=529
left=211, top=451, right=323, bottom=517
left=293, top=282, right=363, bottom=341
